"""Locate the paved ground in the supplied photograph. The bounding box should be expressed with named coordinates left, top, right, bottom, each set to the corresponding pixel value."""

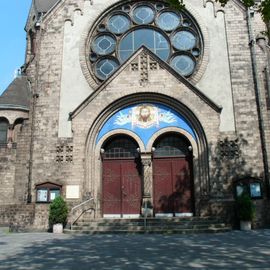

left=0, top=229, right=270, bottom=269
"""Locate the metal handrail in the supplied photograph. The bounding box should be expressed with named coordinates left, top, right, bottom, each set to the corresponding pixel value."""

left=70, top=197, right=95, bottom=229
left=71, top=197, right=94, bottom=213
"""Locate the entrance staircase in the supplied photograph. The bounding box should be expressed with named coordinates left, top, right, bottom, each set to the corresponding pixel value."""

left=64, top=216, right=232, bottom=234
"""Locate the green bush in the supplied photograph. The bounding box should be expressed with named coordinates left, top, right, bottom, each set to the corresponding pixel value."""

left=236, top=193, right=255, bottom=221
left=49, top=196, right=68, bottom=226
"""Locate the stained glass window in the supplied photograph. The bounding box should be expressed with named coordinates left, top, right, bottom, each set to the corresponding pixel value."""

left=95, top=58, right=120, bottom=80
left=92, top=35, right=116, bottom=55
left=132, top=6, right=155, bottom=24
left=103, top=136, right=139, bottom=159
left=89, top=1, right=202, bottom=81
left=154, top=134, right=190, bottom=157
left=119, top=28, right=170, bottom=62
left=156, top=11, right=180, bottom=31
left=171, top=55, right=196, bottom=77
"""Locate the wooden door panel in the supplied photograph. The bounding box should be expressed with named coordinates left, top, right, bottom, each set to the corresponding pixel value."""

left=153, top=159, right=172, bottom=213
left=103, top=159, right=141, bottom=216
left=171, top=158, right=192, bottom=213
left=153, top=157, right=193, bottom=215
left=121, top=160, right=141, bottom=215
left=103, top=160, right=121, bottom=214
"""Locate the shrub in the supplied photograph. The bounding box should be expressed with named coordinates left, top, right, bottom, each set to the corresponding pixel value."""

left=49, top=196, right=68, bottom=226
left=236, top=193, right=255, bottom=221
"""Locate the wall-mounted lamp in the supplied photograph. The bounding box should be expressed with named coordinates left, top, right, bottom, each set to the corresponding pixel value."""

left=136, top=148, right=141, bottom=153
left=100, top=148, right=105, bottom=154
left=188, top=145, right=193, bottom=152
left=151, top=147, right=156, bottom=152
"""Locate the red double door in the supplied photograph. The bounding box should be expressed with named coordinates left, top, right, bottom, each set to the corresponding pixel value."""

left=102, top=159, right=142, bottom=216
left=153, top=157, right=193, bottom=215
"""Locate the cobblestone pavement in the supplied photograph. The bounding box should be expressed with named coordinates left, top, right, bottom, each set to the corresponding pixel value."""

left=0, top=229, right=270, bottom=269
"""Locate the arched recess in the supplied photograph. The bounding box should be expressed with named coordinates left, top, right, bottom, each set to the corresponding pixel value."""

left=147, top=127, right=201, bottom=215
left=84, top=93, right=209, bottom=217
left=0, top=117, right=9, bottom=145
left=13, top=118, right=24, bottom=143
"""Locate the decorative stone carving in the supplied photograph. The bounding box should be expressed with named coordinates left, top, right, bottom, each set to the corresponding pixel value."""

left=131, top=62, right=139, bottom=71
left=141, top=157, right=152, bottom=197
left=140, top=53, right=148, bottom=85
left=141, top=153, right=153, bottom=217
left=149, top=61, right=158, bottom=71
left=218, top=138, right=240, bottom=159
left=56, top=143, right=73, bottom=163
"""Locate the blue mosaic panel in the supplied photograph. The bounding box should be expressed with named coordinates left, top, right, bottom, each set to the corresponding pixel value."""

left=96, top=103, right=196, bottom=147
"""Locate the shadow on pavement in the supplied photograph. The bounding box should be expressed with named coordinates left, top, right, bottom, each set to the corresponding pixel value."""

left=0, top=230, right=270, bottom=269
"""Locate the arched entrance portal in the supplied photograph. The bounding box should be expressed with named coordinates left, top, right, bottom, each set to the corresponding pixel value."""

left=102, top=135, right=142, bottom=218
left=153, top=133, right=194, bottom=217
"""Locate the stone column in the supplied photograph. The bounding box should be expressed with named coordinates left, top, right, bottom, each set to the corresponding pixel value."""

left=141, top=153, right=153, bottom=216
left=7, top=124, right=13, bottom=149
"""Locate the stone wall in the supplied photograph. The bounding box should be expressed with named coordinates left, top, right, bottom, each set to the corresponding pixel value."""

left=0, top=148, right=16, bottom=204
left=0, top=204, right=35, bottom=231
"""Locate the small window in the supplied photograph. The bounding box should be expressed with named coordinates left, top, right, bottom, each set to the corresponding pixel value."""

left=0, top=119, right=8, bottom=144
left=36, top=182, right=62, bottom=203
left=235, top=179, right=262, bottom=200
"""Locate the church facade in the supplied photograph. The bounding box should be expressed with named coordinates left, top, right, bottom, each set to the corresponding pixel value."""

left=1, top=0, right=270, bottom=230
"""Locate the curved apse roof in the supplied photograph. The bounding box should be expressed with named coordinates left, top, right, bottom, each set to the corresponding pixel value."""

left=0, top=77, right=30, bottom=111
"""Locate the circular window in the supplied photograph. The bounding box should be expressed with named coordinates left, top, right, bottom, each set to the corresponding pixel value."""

left=92, top=34, right=116, bottom=55
left=171, top=54, right=196, bottom=77
left=88, top=1, right=202, bottom=82
left=119, top=28, right=170, bottom=63
left=171, top=30, right=196, bottom=51
left=107, top=14, right=131, bottom=34
left=156, top=11, right=180, bottom=31
left=132, top=5, right=155, bottom=24
left=95, top=58, right=120, bottom=80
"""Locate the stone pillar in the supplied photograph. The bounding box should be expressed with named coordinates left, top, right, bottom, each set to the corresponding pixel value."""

left=7, top=124, right=13, bottom=148
left=141, top=153, right=153, bottom=216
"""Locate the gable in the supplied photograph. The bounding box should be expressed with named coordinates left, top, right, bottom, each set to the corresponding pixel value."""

left=71, top=47, right=222, bottom=119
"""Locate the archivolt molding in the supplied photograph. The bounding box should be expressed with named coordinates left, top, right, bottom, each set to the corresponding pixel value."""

left=83, top=93, right=211, bottom=205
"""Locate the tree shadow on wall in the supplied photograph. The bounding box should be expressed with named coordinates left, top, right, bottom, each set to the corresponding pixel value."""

left=209, top=135, right=263, bottom=197
left=157, top=166, right=192, bottom=214
left=206, top=134, right=265, bottom=225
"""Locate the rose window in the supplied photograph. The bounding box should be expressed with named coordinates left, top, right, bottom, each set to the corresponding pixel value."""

left=88, top=1, right=202, bottom=82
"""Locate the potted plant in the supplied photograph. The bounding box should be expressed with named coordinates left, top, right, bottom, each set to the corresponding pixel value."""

left=236, top=193, right=255, bottom=230
left=49, top=196, right=68, bottom=233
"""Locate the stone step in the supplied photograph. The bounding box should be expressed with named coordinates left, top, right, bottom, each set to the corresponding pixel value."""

left=64, top=227, right=231, bottom=235
left=77, top=217, right=224, bottom=225
left=71, top=224, right=228, bottom=231
left=76, top=221, right=225, bottom=227
left=67, top=216, right=231, bottom=235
